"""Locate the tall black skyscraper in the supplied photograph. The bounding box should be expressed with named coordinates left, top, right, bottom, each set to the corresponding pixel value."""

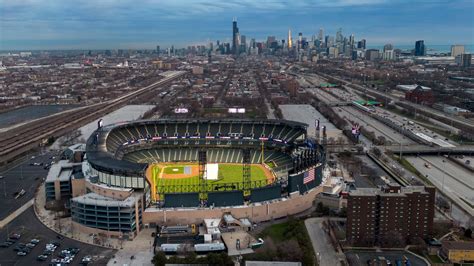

left=232, top=18, right=239, bottom=55
left=357, top=39, right=366, bottom=49
left=415, top=40, right=426, bottom=56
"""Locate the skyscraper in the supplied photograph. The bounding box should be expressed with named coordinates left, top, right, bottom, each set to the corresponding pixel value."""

left=383, top=43, right=393, bottom=52
left=232, top=18, right=239, bottom=55
left=349, top=34, right=355, bottom=48
left=287, top=29, right=293, bottom=49
left=318, top=28, right=324, bottom=41
left=267, top=36, right=276, bottom=48
left=451, top=45, right=465, bottom=58
left=357, top=39, right=366, bottom=49
left=336, top=28, right=343, bottom=43
left=298, top=32, right=303, bottom=50
left=415, top=40, right=426, bottom=56
left=240, top=35, right=246, bottom=53
left=460, top=53, right=472, bottom=68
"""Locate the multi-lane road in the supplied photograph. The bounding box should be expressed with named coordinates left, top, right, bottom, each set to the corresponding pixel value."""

left=319, top=72, right=474, bottom=132
left=406, top=155, right=474, bottom=225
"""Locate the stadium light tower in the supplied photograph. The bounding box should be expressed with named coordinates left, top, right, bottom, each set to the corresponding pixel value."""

left=242, top=149, right=251, bottom=196
left=198, top=150, right=207, bottom=200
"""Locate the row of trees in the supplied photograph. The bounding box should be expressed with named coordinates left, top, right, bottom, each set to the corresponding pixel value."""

left=244, top=218, right=315, bottom=265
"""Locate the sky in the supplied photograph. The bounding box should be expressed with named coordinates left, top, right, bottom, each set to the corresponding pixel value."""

left=0, top=0, right=473, bottom=50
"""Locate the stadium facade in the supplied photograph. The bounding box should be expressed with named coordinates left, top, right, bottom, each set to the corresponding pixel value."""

left=66, top=119, right=326, bottom=239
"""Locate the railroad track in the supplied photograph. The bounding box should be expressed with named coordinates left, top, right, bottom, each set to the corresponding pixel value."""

left=0, top=71, right=186, bottom=165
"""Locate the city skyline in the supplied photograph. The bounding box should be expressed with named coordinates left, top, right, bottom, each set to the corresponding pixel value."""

left=1, top=0, right=473, bottom=50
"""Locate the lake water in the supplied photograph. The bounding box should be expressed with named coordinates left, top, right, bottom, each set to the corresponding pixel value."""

left=367, top=44, right=473, bottom=54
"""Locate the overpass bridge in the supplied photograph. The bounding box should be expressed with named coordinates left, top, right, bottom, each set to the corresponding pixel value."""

left=386, top=144, right=474, bottom=156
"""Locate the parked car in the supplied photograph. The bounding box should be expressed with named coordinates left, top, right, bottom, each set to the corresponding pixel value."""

left=0, top=242, right=11, bottom=248
left=37, top=255, right=48, bottom=261
left=81, top=255, right=92, bottom=264
left=43, top=249, right=53, bottom=255
left=9, top=233, right=21, bottom=240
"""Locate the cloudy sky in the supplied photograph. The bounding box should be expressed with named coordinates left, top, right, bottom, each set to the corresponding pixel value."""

left=1, top=0, right=473, bottom=50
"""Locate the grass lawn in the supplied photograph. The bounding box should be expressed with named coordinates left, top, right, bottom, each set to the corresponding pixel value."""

left=248, top=218, right=315, bottom=265
left=259, top=222, right=288, bottom=242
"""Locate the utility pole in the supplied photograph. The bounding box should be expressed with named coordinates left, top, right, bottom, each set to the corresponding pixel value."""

left=399, top=142, right=403, bottom=160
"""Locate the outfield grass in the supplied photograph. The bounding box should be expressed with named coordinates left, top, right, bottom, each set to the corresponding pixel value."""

left=217, top=164, right=267, bottom=182
left=153, top=164, right=270, bottom=193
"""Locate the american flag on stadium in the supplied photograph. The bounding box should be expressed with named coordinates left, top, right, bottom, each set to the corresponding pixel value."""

left=303, top=168, right=315, bottom=184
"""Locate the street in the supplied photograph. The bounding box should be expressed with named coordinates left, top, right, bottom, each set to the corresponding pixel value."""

left=305, top=217, right=343, bottom=266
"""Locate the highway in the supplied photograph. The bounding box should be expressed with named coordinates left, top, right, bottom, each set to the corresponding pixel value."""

left=406, top=156, right=474, bottom=223
left=387, top=144, right=474, bottom=155
left=318, top=72, right=474, bottom=132
left=302, top=73, right=459, bottom=148
left=299, top=74, right=413, bottom=145
left=0, top=71, right=186, bottom=166
left=338, top=106, right=414, bottom=145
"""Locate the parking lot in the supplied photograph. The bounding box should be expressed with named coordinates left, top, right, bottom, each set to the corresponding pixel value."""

left=0, top=150, right=60, bottom=220
left=0, top=206, right=115, bottom=266
left=345, top=250, right=428, bottom=266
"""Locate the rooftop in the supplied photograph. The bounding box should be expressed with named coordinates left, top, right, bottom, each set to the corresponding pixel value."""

left=349, top=185, right=430, bottom=197
left=442, top=241, right=474, bottom=251
left=396, top=84, right=432, bottom=91
left=45, top=160, right=82, bottom=182
left=71, top=192, right=139, bottom=208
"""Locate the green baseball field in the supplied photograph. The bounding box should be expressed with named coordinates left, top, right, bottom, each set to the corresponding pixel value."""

left=151, top=163, right=273, bottom=193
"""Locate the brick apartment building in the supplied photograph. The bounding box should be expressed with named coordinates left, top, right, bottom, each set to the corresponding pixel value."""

left=346, top=185, right=435, bottom=246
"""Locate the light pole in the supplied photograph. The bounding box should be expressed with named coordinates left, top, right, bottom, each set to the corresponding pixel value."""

left=399, top=141, right=403, bottom=160
left=441, top=160, right=445, bottom=193
left=414, top=96, right=418, bottom=118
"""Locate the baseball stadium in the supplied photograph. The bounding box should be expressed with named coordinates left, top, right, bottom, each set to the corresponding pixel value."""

left=71, top=119, right=326, bottom=239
